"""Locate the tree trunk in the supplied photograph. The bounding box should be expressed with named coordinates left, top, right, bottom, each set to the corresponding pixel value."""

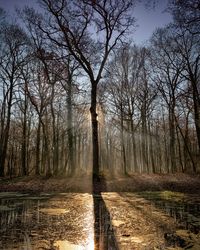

left=90, top=81, right=99, bottom=178
left=67, top=74, right=74, bottom=176
left=130, top=118, right=137, bottom=172
left=192, top=85, right=200, bottom=154
left=0, top=85, right=13, bottom=177
left=141, top=106, right=148, bottom=173
left=21, top=88, right=28, bottom=176
left=176, top=117, right=196, bottom=172
left=0, top=98, right=6, bottom=177
left=43, top=114, right=51, bottom=177
left=187, top=63, right=200, bottom=154
left=149, top=122, right=156, bottom=173
left=50, top=86, right=59, bottom=176
left=119, top=104, right=127, bottom=175
left=35, top=120, right=41, bottom=175
left=169, top=106, right=176, bottom=173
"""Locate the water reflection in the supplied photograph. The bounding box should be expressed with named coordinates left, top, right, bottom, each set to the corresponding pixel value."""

left=0, top=193, right=94, bottom=250
left=0, top=186, right=119, bottom=250
left=93, top=177, right=119, bottom=250
left=1, top=190, right=200, bottom=249
left=138, top=191, right=200, bottom=233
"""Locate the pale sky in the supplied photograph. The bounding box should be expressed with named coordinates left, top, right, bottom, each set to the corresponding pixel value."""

left=0, top=0, right=172, bottom=44
left=133, top=0, right=172, bottom=44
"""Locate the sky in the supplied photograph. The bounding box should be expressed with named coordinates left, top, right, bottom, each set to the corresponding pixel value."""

left=0, top=0, right=172, bottom=45
left=133, top=0, right=172, bottom=44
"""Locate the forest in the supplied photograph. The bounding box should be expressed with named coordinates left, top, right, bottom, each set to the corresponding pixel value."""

left=0, top=0, right=199, bottom=178
left=0, top=1, right=200, bottom=250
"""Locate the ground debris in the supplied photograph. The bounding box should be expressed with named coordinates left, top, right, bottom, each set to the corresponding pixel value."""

left=0, top=173, right=199, bottom=194
left=102, top=192, right=179, bottom=249
left=165, top=230, right=200, bottom=249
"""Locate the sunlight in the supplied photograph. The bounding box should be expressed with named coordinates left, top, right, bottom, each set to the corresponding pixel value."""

left=84, top=203, right=95, bottom=250
left=85, top=236, right=94, bottom=250
left=53, top=198, right=95, bottom=250
left=82, top=194, right=94, bottom=250
left=53, top=238, right=94, bottom=250
left=51, top=193, right=94, bottom=250
left=54, top=240, right=84, bottom=250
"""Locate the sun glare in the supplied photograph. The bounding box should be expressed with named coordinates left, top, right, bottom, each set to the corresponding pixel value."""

left=86, top=236, right=95, bottom=250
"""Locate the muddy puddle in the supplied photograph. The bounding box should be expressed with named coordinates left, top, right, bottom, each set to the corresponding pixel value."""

left=0, top=192, right=94, bottom=250
left=101, top=192, right=200, bottom=249
left=0, top=191, right=200, bottom=249
left=137, top=191, right=200, bottom=232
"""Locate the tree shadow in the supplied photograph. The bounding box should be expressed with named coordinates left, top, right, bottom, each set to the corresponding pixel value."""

left=93, top=175, right=119, bottom=250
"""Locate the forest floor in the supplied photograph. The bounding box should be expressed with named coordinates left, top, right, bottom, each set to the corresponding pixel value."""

left=0, top=173, right=200, bottom=249
left=0, top=173, right=199, bottom=193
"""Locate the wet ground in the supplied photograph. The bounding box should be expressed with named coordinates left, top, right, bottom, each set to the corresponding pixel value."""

left=0, top=192, right=94, bottom=249
left=0, top=189, right=200, bottom=250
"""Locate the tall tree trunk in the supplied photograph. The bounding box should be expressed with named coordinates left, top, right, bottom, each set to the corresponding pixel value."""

left=43, top=115, right=51, bottom=176
left=21, top=88, right=28, bottom=176
left=120, top=110, right=127, bottom=175
left=192, top=84, right=200, bottom=154
left=50, top=86, right=59, bottom=176
left=149, top=122, right=156, bottom=173
left=21, top=115, right=27, bottom=175
left=187, top=62, right=200, bottom=154
left=169, top=105, right=176, bottom=173
left=130, top=118, right=137, bottom=172
left=0, top=85, right=13, bottom=177
left=0, top=96, right=6, bottom=177
left=90, top=81, right=99, bottom=178
left=141, top=106, right=148, bottom=173
left=67, top=74, right=74, bottom=176
left=35, top=120, right=41, bottom=175
left=162, top=112, right=170, bottom=173
left=175, top=117, right=196, bottom=172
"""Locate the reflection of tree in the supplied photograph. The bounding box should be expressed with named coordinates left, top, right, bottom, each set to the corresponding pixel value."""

left=0, top=194, right=94, bottom=249
left=93, top=177, right=119, bottom=250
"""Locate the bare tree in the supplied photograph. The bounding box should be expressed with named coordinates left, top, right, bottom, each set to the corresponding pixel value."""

left=175, top=29, right=200, bottom=156
left=150, top=26, right=185, bottom=172
left=105, top=45, right=140, bottom=174
left=105, top=45, right=157, bottom=174
left=169, top=0, right=200, bottom=35
left=31, top=0, right=136, bottom=177
left=0, top=23, right=28, bottom=176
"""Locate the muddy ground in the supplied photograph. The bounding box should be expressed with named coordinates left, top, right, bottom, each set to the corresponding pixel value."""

left=0, top=174, right=200, bottom=249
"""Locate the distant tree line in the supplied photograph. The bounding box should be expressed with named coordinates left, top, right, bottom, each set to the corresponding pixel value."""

left=0, top=0, right=199, bottom=178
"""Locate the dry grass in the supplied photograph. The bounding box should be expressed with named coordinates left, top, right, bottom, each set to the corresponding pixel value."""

left=0, top=173, right=199, bottom=193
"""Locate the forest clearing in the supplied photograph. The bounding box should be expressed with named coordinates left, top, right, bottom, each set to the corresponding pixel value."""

left=0, top=174, right=200, bottom=249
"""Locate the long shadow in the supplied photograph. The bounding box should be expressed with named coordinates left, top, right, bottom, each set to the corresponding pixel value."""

left=93, top=175, right=119, bottom=250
